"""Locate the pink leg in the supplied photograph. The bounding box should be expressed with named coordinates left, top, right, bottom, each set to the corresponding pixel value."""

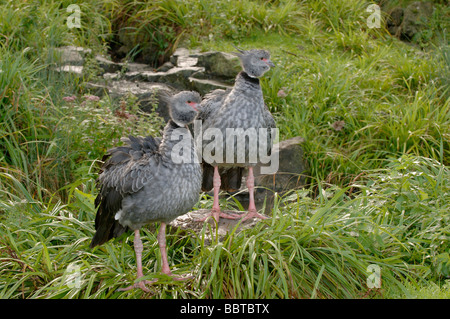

left=211, top=166, right=221, bottom=222
left=242, top=167, right=268, bottom=221
left=196, top=166, right=241, bottom=223
left=157, top=223, right=192, bottom=281
left=118, top=229, right=156, bottom=292
left=158, top=222, right=173, bottom=276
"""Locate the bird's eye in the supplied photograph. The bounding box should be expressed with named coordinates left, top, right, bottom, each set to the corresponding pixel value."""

left=187, top=100, right=192, bottom=104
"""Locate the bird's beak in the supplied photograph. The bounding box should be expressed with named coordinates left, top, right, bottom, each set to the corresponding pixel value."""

left=188, top=102, right=199, bottom=111
left=267, top=60, right=275, bottom=68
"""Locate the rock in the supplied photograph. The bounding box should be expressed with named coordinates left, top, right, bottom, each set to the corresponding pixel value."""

left=196, top=51, right=241, bottom=80
left=124, top=62, right=155, bottom=73
left=54, top=47, right=124, bottom=77
left=80, top=47, right=242, bottom=98
left=386, top=7, right=404, bottom=36
left=94, top=55, right=123, bottom=73
left=401, top=1, right=434, bottom=40
left=230, top=136, right=309, bottom=209
left=86, top=80, right=176, bottom=122
left=74, top=47, right=248, bottom=123
left=386, top=1, right=434, bottom=41
left=54, top=46, right=92, bottom=66
left=157, top=61, right=175, bottom=72
left=55, top=65, right=83, bottom=76
left=124, top=66, right=205, bottom=91
left=170, top=47, right=189, bottom=64
left=170, top=47, right=200, bottom=67
left=254, top=136, right=308, bottom=196
left=188, top=77, right=232, bottom=95
left=52, top=46, right=92, bottom=76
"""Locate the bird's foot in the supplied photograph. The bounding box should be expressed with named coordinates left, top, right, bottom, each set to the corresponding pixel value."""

left=118, top=273, right=193, bottom=292
left=241, top=209, right=269, bottom=221
left=117, top=278, right=157, bottom=293
left=195, top=209, right=242, bottom=222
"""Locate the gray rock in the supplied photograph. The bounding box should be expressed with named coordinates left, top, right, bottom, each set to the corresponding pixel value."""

left=188, top=77, right=232, bottom=95
left=124, top=66, right=205, bottom=91
left=157, top=61, right=175, bottom=72
left=386, top=1, right=434, bottom=41
left=54, top=47, right=124, bottom=77
left=230, top=136, right=309, bottom=209
left=254, top=136, right=308, bottom=195
left=55, top=65, right=84, bottom=76
left=94, top=55, right=123, bottom=73
left=386, top=7, right=404, bottom=36
left=170, top=47, right=200, bottom=67
left=86, top=80, right=176, bottom=122
left=170, top=47, right=189, bottom=64
left=54, top=46, right=92, bottom=66
left=196, top=51, right=241, bottom=80
left=401, top=1, right=433, bottom=40
left=124, top=62, right=155, bottom=73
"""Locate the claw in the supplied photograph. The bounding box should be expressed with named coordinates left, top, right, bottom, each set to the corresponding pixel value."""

left=195, top=209, right=242, bottom=222
left=241, top=210, right=268, bottom=221
left=118, top=278, right=157, bottom=292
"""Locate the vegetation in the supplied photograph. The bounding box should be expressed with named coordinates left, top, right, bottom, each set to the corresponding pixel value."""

left=1, top=0, right=449, bottom=298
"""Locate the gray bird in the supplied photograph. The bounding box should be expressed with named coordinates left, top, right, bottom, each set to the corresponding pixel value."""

left=197, top=46, right=276, bottom=223
left=90, top=91, right=202, bottom=292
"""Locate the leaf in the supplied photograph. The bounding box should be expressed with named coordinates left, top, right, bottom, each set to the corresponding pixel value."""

left=73, top=189, right=96, bottom=212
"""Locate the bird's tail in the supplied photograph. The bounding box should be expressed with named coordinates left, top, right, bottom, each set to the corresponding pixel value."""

left=90, top=189, right=128, bottom=248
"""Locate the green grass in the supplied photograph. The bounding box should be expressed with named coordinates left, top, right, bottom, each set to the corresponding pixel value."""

left=1, top=0, right=449, bottom=298
left=1, top=155, right=448, bottom=298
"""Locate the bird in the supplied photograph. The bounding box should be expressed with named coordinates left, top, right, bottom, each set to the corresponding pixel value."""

left=196, top=46, right=276, bottom=223
left=90, top=90, right=202, bottom=292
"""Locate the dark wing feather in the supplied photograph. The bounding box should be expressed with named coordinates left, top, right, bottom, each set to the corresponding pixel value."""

left=90, top=188, right=127, bottom=247
left=90, top=135, right=160, bottom=248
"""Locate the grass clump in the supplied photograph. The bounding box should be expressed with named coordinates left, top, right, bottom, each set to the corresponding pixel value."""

left=2, top=155, right=447, bottom=298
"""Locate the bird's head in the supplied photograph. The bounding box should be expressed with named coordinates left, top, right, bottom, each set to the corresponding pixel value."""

left=169, top=91, right=202, bottom=127
left=232, top=45, right=275, bottom=78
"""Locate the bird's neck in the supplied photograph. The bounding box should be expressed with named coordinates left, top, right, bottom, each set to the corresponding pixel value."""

left=159, top=120, right=196, bottom=162
left=233, top=71, right=262, bottom=94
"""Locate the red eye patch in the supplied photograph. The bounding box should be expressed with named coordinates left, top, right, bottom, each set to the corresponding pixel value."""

left=187, top=101, right=198, bottom=111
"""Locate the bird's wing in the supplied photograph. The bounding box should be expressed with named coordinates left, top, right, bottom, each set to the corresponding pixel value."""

left=91, top=135, right=160, bottom=247
left=197, top=88, right=231, bottom=123
left=99, top=135, right=160, bottom=194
